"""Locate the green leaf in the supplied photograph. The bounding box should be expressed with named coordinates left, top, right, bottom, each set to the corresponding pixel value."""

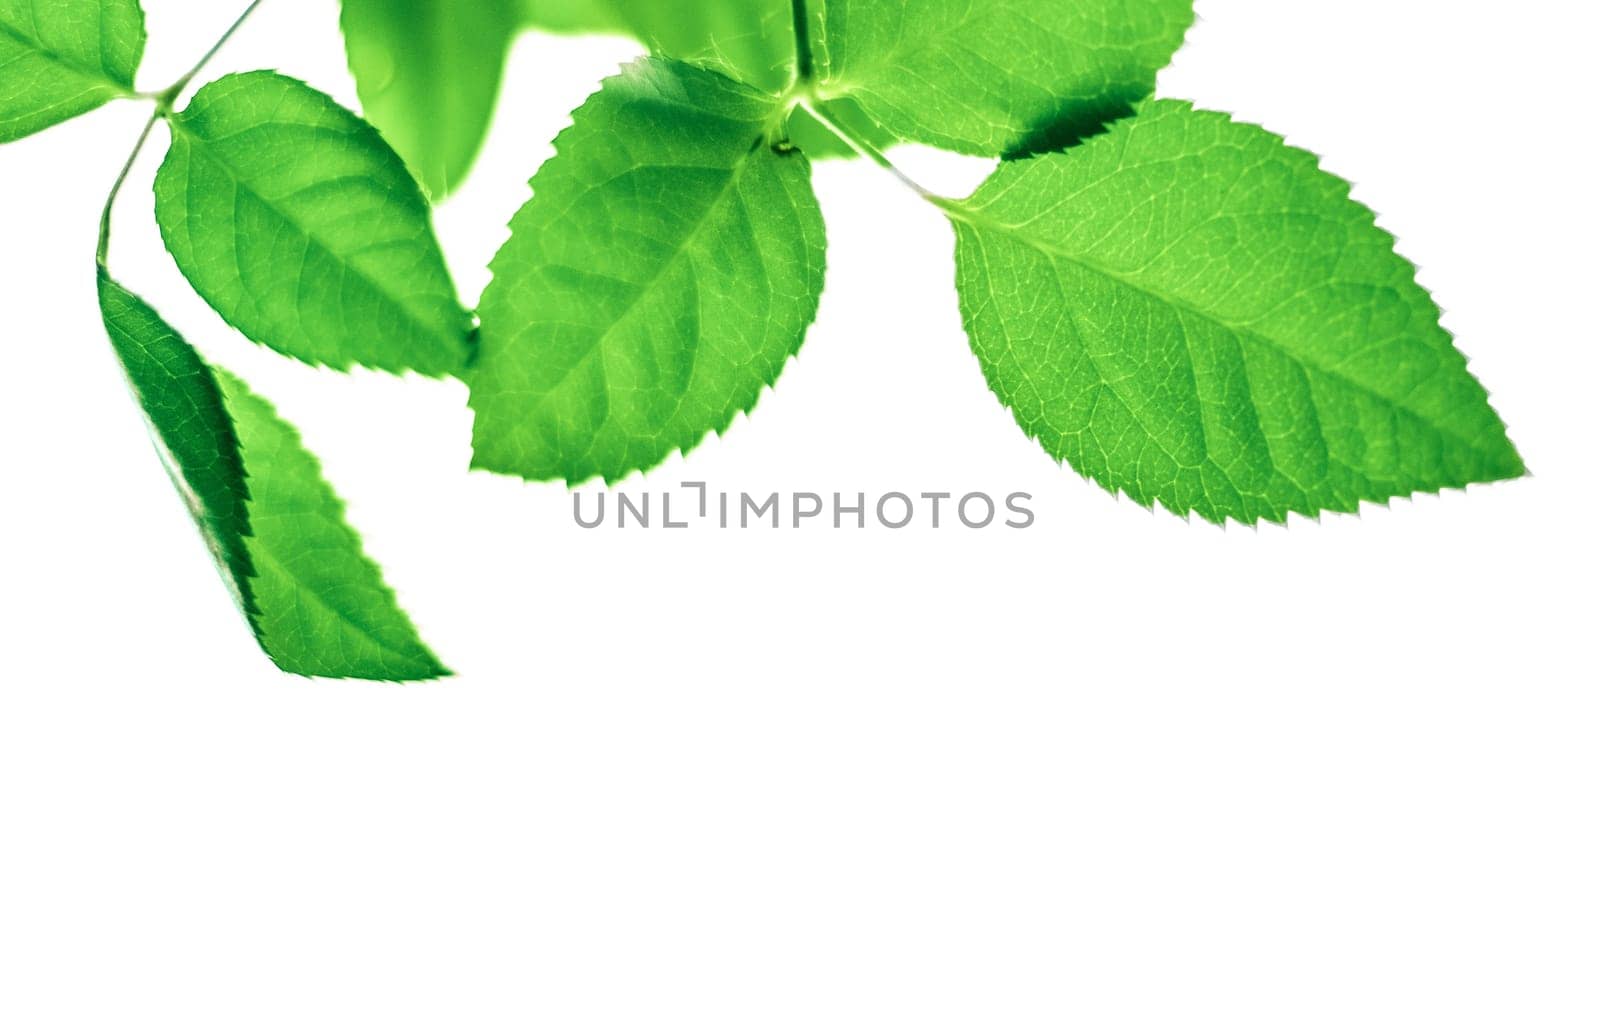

left=810, top=0, right=1195, bottom=156
left=98, top=269, right=255, bottom=616
left=523, top=0, right=883, bottom=159
left=0, top=0, right=145, bottom=143
left=340, top=0, right=519, bottom=199
left=470, top=57, right=826, bottom=484
left=949, top=100, right=1523, bottom=524
left=154, top=71, right=473, bottom=377
left=98, top=272, right=453, bottom=680
left=215, top=369, right=452, bottom=680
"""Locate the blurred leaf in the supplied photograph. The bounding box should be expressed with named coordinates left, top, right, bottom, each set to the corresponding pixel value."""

left=340, top=0, right=520, bottom=199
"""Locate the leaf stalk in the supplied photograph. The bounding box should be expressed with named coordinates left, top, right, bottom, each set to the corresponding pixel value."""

left=96, top=0, right=267, bottom=267
left=96, top=111, right=162, bottom=268
left=166, top=0, right=267, bottom=103
left=798, top=98, right=943, bottom=206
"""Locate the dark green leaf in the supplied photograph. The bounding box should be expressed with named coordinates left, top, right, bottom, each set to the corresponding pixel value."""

left=99, top=272, right=453, bottom=680
left=98, top=268, right=255, bottom=615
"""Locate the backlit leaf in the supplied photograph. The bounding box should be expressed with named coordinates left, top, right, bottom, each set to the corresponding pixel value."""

left=469, top=57, right=826, bottom=484
left=99, top=272, right=453, bottom=680
left=0, top=0, right=145, bottom=143
left=524, top=0, right=887, bottom=159
left=950, top=100, right=1523, bottom=524
left=811, top=0, right=1195, bottom=156
left=154, top=71, right=473, bottom=377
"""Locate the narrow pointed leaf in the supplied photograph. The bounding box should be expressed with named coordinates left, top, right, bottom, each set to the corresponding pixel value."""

left=811, top=0, right=1195, bottom=156
left=98, top=273, right=453, bottom=680
left=98, top=269, right=255, bottom=615
left=340, top=0, right=519, bottom=199
left=215, top=369, right=452, bottom=680
left=950, top=100, right=1523, bottom=524
left=154, top=71, right=473, bottom=377
left=0, top=0, right=145, bottom=143
left=470, top=57, right=827, bottom=484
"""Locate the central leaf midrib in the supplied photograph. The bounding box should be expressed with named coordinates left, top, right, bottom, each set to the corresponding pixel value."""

left=168, top=116, right=460, bottom=359
left=519, top=147, right=763, bottom=415
left=959, top=210, right=1496, bottom=459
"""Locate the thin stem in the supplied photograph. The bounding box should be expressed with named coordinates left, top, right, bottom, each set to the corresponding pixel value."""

left=96, top=112, right=161, bottom=268
left=799, top=99, right=943, bottom=205
left=790, top=0, right=815, bottom=83
left=98, top=0, right=267, bottom=267
left=162, top=0, right=267, bottom=104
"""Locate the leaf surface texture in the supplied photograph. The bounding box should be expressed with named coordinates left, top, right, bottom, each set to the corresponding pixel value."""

left=951, top=100, right=1523, bottom=523
left=812, top=0, right=1195, bottom=155
left=99, top=273, right=452, bottom=679
left=217, top=369, right=452, bottom=680
left=470, top=57, right=826, bottom=484
left=0, top=0, right=144, bottom=143
left=154, top=71, right=472, bottom=376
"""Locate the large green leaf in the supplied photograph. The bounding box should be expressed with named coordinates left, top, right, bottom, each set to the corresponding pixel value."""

left=810, top=0, right=1195, bottom=156
left=950, top=100, right=1523, bottom=524
left=98, top=272, right=453, bottom=680
left=0, top=0, right=145, bottom=143
left=154, top=71, right=473, bottom=377
left=340, top=0, right=520, bottom=199
left=470, top=57, right=826, bottom=484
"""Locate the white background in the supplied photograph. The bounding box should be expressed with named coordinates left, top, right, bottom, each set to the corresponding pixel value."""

left=2, top=1, right=1596, bottom=1006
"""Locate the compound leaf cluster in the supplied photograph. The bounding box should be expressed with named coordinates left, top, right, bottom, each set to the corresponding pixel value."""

left=340, top=0, right=521, bottom=199
left=3, top=0, right=1526, bottom=678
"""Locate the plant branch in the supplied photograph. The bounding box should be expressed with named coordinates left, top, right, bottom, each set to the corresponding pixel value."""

left=162, top=0, right=267, bottom=106
left=799, top=99, right=945, bottom=206
left=96, top=111, right=162, bottom=268
left=98, top=0, right=268, bottom=267
left=790, top=0, right=815, bottom=83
